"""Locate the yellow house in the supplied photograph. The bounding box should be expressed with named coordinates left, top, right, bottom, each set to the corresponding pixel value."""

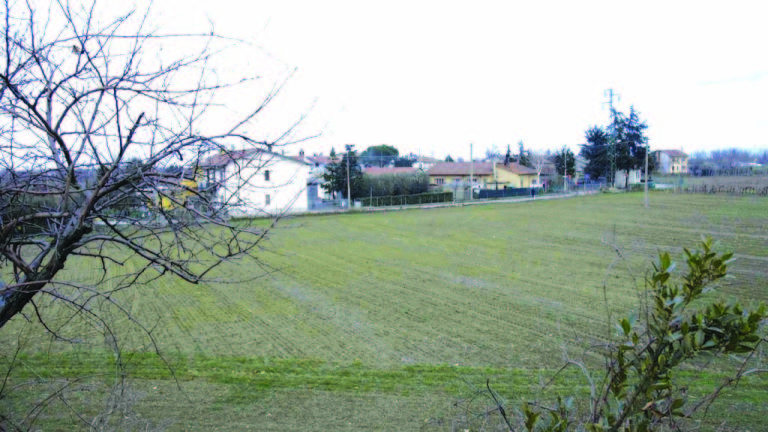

left=428, top=162, right=538, bottom=188
left=157, top=168, right=201, bottom=210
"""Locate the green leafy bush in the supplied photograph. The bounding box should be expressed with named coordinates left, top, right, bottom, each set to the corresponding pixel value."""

left=360, top=172, right=430, bottom=197
left=484, top=238, right=766, bottom=432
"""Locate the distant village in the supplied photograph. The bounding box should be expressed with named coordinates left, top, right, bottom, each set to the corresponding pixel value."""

left=189, top=144, right=764, bottom=216
left=6, top=143, right=764, bottom=219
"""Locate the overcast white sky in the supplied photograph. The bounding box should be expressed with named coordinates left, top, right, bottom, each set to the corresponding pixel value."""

left=152, top=0, right=768, bottom=160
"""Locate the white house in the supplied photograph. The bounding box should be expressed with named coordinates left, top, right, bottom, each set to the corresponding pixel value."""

left=614, top=169, right=643, bottom=188
left=653, top=150, right=689, bottom=174
left=411, top=155, right=441, bottom=170
left=200, top=149, right=312, bottom=216
left=300, top=153, right=339, bottom=200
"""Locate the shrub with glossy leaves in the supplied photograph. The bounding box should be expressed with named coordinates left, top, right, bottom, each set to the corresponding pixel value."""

left=489, top=237, right=766, bottom=432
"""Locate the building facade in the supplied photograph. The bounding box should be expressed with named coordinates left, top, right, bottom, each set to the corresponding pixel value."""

left=428, top=162, right=538, bottom=189
left=201, top=149, right=312, bottom=216
left=654, top=150, right=689, bottom=174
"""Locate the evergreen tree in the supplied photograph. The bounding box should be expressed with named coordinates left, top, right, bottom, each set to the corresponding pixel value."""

left=554, top=146, right=576, bottom=177
left=445, top=155, right=455, bottom=162
left=614, top=106, right=652, bottom=188
left=503, top=145, right=513, bottom=166
left=581, top=126, right=611, bottom=181
left=517, top=140, right=532, bottom=168
left=581, top=106, right=653, bottom=186
left=322, top=151, right=364, bottom=199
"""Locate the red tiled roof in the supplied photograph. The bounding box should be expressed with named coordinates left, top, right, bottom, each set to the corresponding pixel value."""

left=428, top=162, right=537, bottom=176
left=363, top=167, right=419, bottom=176
left=500, top=163, right=538, bottom=175
left=201, top=149, right=310, bottom=167
left=303, top=155, right=340, bottom=165
left=428, top=162, right=494, bottom=176
left=200, top=149, right=257, bottom=167
left=657, top=149, right=688, bottom=158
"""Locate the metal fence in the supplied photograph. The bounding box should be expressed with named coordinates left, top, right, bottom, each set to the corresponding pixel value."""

left=557, top=182, right=605, bottom=193
left=477, top=188, right=534, bottom=199
left=360, top=192, right=453, bottom=207
left=582, top=182, right=606, bottom=192
left=677, top=184, right=768, bottom=196
left=308, top=198, right=348, bottom=212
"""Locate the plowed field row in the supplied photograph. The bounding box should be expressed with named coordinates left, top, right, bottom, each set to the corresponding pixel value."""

left=4, top=193, right=766, bottom=370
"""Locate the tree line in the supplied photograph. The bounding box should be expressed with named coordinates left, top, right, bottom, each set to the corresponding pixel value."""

left=321, top=149, right=429, bottom=199
left=688, top=148, right=768, bottom=175
left=581, top=106, right=653, bottom=188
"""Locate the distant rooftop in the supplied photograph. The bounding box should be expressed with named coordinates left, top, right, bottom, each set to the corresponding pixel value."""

left=201, top=149, right=310, bottom=167
left=655, top=149, right=688, bottom=158
left=428, top=162, right=537, bottom=176
left=363, top=167, right=419, bottom=176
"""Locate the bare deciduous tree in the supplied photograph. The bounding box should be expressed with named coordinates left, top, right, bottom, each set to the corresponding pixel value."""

left=0, top=0, right=308, bottom=426
left=529, top=151, right=547, bottom=187
left=0, top=0, right=304, bottom=354
left=484, top=145, right=503, bottom=162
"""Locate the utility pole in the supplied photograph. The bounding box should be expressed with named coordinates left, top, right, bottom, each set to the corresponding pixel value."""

left=345, top=144, right=354, bottom=208
left=605, top=89, right=619, bottom=187
left=470, top=143, right=474, bottom=200
left=644, top=140, right=649, bottom=208
left=605, top=88, right=618, bottom=111
left=564, top=147, right=568, bottom=193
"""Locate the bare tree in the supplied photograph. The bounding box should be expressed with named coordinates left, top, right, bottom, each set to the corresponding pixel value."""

left=0, top=0, right=300, bottom=324
left=529, top=151, right=547, bottom=186
left=0, top=0, right=309, bottom=426
left=0, top=0, right=302, bottom=423
left=484, top=145, right=503, bottom=162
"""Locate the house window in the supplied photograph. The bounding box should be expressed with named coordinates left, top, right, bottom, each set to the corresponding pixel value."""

left=208, top=169, right=224, bottom=183
left=264, top=170, right=270, bottom=181
left=265, top=194, right=271, bottom=205
left=435, top=178, right=444, bottom=185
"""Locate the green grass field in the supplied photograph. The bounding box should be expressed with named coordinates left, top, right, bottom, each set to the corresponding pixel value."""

left=2, top=192, right=767, bottom=431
